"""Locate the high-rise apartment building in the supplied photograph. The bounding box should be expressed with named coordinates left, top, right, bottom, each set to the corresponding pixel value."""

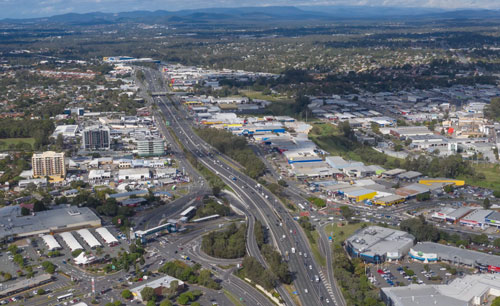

left=32, top=151, right=66, bottom=179
left=136, top=137, right=165, bottom=157
left=82, top=126, right=110, bottom=150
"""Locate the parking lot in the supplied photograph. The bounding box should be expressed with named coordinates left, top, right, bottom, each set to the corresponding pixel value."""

left=368, top=261, right=467, bottom=288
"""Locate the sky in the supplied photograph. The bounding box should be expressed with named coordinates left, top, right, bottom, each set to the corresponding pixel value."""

left=1, top=0, right=500, bottom=19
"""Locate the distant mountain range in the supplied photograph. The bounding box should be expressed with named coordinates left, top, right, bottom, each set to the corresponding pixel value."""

left=2, top=6, right=500, bottom=25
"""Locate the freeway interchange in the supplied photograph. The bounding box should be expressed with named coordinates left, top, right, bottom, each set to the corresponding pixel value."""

left=140, top=67, right=344, bottom=306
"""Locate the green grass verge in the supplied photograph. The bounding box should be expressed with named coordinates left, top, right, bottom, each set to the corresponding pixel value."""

left=283, top=284, right=301, bottom=306
left=223, top=289, right=245, bottom=306
left=241, top=90, right=292, bottom=103
left=466, top=164, right=500, bottom=190
left=309, top=123, right=402, bottom=167
left=324, top=222, right=370, bottom=246
left=309, top=230, right=326, bottom=267
left=0, top=138, right=35, bottom=151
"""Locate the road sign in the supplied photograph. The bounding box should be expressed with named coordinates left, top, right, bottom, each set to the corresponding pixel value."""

left=328, top=236, right=332, bottom=241
left=292, top=291, right=298, bottom=295
left=166, top=121, right=170, bottom=126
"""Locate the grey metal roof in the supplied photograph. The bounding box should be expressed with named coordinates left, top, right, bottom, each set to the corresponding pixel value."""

left=346, top=226, right=415, bottom=258
left=0, top=206, right=101, bottom=240
left=412, top=242, right=500, bottom=267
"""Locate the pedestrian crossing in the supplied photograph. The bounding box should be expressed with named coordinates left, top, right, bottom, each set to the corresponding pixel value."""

left=45, top=280, right=72, bottom=291
left=318, top=269, right=339, bottom=305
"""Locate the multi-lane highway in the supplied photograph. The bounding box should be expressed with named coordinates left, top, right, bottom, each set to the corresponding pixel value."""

left=139, top=67, right=344, bottom=306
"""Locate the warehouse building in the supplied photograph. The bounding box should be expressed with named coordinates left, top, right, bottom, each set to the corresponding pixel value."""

left=373, top=195, right=406, bottom=206
left=0, top=206, right=101, bottom=242
left=390, top=126, right=433, bottom=138
left=381, top=274, right=500, bottom=306
left=409, top=242, right=500, bottom=272
left=345, top=226, right=415, bottom=263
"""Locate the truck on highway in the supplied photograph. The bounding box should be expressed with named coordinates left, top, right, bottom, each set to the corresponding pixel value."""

left=314, top=275, right=320, bottom=282
left=291, top=247, right=296, bottom=254
left=181, top=255, right=190, bottom=261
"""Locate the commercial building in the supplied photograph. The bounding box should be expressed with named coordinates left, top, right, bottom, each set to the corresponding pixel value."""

left=345, top=226, right=415, bottom=263
left=108, top=190, right=149, bottom=201
left=381, top=274, right=500, bottom=306
left=82, top=126, right=110, bottom=150
left=118, top=168, right=151, bottom=181
left=32, top=151, right=66, bottom=179
left=0, top=274, right=53, bottom=298
left=131, top=275, right=185, bottom=301
left=136, top=137, right=165, bottom=157
left=0, top=206, right=101, bottom=242
left=51, top=125, right=79, bottom=138
left=485, top=211, right=500, bottom=228
left=459, top=209, right=493, bottom=229
left=431, top=207, right=473, bottom=223
left=409, top=242, right=500, bottom=272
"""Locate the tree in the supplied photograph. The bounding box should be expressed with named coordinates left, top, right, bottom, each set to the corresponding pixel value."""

left=483, top=198, right=492, bottom=209
left=41, top=261, right=56, bottom=274
left=13, top=254, right=24, bottom=267
left=121, top=289, right=132, bottom=299
left=493, top=238, right=500, bottom=248
left=177, top=294, right=190, bottom=305
left=3, top=273, right=11, bottom=281
left=56, top=133, right=64, bottom=150
left=492, top=296, right=500, bottom=306
left=339, top=121, right=354, bottom=139
left=146, top=301, right=155, bottom=306
left=212, top=186, right=221, bottom=197
left=37, top=289, right=46, bottom=295
left=484, top=97, right=500, bottom=120
left=160, top=300, right=173, bottom=306
left=340, top=206, right=354, bottom=221
left=8, top=244, right=18, bottom=254
left=416, top=192, right=431, bottom=201
left=33, top=200, right=46, bottom=212
left=443, top=185, right=454, bottom=193
left=21, top=207, right=30, bottom=216
left=141, top=287, right=155, bottom=302
left=371, top=122, right=380, bottom=134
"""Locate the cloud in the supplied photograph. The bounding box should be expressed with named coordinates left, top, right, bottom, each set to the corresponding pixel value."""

left=1, top=0, right=500, bottom=19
